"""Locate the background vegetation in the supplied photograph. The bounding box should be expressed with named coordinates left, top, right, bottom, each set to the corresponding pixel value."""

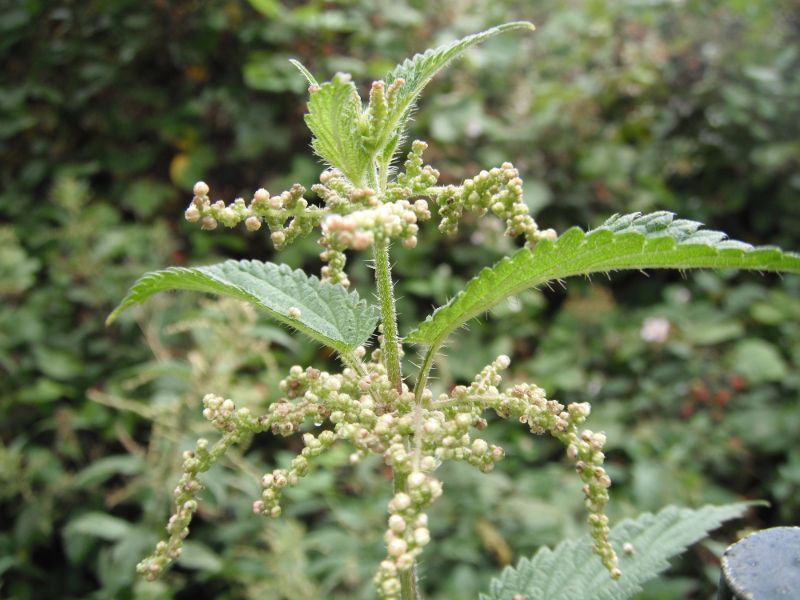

left=2, top=0, right=799, bottom=598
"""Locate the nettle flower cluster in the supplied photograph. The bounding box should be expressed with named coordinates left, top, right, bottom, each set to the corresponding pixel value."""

left=184, top=138, right=554, bottom=288
left=137, top=143, right=618, bottom=596
left=138, top=351, right=618, bottom=596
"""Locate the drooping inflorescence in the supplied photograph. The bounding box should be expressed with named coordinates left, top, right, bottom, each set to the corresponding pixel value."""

left=455, top=357, right=620, bottom=577
left=138, top=348, right=617, bottom=599
left=136, top=394, right=270, bottom=580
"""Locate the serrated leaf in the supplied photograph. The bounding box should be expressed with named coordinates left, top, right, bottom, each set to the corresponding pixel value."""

left=305, top=73, right=371, bottom=185
left=407, top=212, right=800, bottom=348
left=373, top=21, right=535, bottom=161
left=480, top=503, right=753, bottom=600
left=108, top=260, right=378, bottom=354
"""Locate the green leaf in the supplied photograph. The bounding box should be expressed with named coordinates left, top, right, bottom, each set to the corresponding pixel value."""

left=373, top=21, right=535, bottom=161
left=304, top=72, right=371, bottom=185
left=108, top=260, right=378, bottom=354
left=72, top=455, right=144, bottom=488
left=728, top=339, right=788, bottom=384
left=407, top=212, right=800, bottom=349
left=480, top=503, right=753, bottom=600
left=65, top=512, right=132, bottom=542
left=176, top=541, right=224, bottom=573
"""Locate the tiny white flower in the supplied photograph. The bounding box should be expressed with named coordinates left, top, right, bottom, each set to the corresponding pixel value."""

left=640, top=316, right=670, bottom=343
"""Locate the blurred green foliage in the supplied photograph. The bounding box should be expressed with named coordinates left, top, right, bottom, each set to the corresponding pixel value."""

left=1, top=0, right=798, bottom=598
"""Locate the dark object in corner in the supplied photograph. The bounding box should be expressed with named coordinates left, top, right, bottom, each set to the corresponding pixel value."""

left=719, top=527, right=800, bottom=599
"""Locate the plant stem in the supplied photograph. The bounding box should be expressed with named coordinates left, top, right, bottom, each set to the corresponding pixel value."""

left=413, top=346, right=437, bottom=405
left=411, top=346, right=437, bottom=469
left=379, top=157, right=390, bottom=194
left=373, top=238, right=418, bottom=599
left=373, top=239, right=403, bottom=393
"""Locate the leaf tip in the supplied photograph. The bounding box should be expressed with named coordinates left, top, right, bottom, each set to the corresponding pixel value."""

left=289, top=58, right=318, bottom=87
left=105, top=307, right=121, bottom=327
left=496, top=20, right=536, bottom=33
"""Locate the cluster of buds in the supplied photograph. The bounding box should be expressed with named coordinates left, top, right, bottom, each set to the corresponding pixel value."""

left=140, top=350, right=618, bottom=598
left=255, top=362, right=394, bottom=518
left=310, top=141, right=439, bottom=288
left=254, top=430, right=337, bottom=518
left=447, top=356, right=620, bottom=578
left=374, top=475, right=438, bottom=597
left=184, top=181, right=322, bottom=249
left=319, top=199, right=431, bottom=286
left=387, top=140, right=441, bottom=200
left=264, top=365, right=336, bottom=436
left=312, top=168, right=378, bottom=211
left=417, top=403, right=505, bottom=474
left=433, top=163, right=556, bottom=246
left=361, top=78, right=407, bottom=153
left=202, top=393, right=261, bottom=436
left=137, top=395, right=268, bottom=580
left=187, top=138, right=555, bottom=293
left=311, top=141, right=438, bottom=288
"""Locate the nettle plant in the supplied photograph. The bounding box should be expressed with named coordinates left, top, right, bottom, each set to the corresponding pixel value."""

left=109, top=23, right=800, bottom=600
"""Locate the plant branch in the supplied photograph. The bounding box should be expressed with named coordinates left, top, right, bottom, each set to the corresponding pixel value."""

left=412, top=345, right=437, bottom=406
left=411, top=345, right=437, bottom=469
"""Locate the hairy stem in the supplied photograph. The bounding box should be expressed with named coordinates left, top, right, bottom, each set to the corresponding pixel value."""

left=368, top=166, right=381, bottom=195
left=411, top=345, right=437, bottom=468
left=373, top=239, right=403, bottom=393
left=373, top=239, right=418, bottom=599
left=413, top=346, right=437, bottom=406
left=340, top=351, right=368, bottom=378
left=378, top=157, right=390, bottom=195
